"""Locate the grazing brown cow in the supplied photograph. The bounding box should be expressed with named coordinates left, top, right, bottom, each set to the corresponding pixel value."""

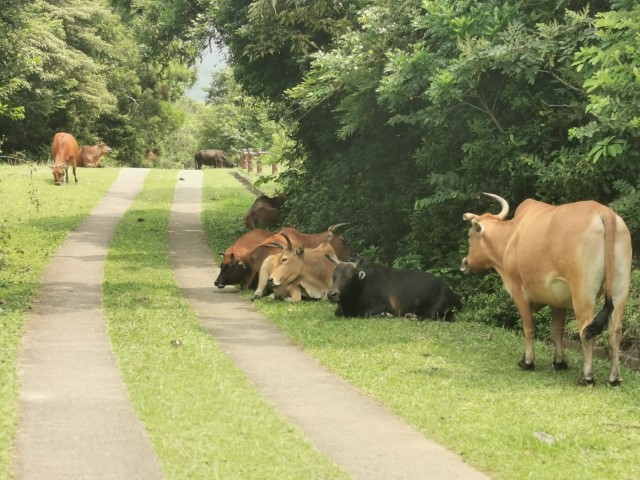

left=51, top=132, right=79, bottom=186
left=461, top=193, right=632, bottom=385
left=77, top=141, right=112, bottom=167
left=215, top=224, right=352, bottom=291
left=244, top=192, right=287, bottom=229
left=194, top=149, right=232, bottom=169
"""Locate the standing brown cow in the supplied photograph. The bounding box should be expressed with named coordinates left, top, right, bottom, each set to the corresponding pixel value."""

left=51, top=132, right=79, bottom=186
left=77, top=141, right=112, bottom=167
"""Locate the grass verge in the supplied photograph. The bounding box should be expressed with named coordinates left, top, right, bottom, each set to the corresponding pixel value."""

left=201, top=169, right=640, bottom=480
left=0, top=164, right=119, bottom=478
left=103, top=169, right=347, bottom=479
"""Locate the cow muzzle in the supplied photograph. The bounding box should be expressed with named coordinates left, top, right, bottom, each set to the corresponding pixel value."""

left=327, top=289, right=340, bottom=302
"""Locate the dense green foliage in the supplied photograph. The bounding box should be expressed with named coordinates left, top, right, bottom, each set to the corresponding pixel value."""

left=206, top=0, right=640, bottom=267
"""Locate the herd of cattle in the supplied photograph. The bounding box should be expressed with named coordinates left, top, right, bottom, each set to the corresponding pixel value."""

left=48, top=131, right=633, bottom=385
left=51, top=132, right=232, bottom=186
left=220, top=191, right=632, bottom=386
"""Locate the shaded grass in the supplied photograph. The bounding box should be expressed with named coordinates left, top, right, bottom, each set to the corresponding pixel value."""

left=0, top=164, right=119, bottom=478
left=200, top=170, right=640, bottom=480
left=104, top=169, right=347, bottom=480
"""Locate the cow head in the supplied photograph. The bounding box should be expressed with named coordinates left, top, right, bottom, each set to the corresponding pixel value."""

left=325, top=255, right=367, bottom=303
left=461, top=193, right=510, bottom=274
left=52, top=163, right=66, bottom=186
left=268, top=234, right=305, bottom=288
left=214, top=252, right=246, bottom=288
left=97, top=141, right=112, bottom=154
left=327, top=223, right=353, bottom=260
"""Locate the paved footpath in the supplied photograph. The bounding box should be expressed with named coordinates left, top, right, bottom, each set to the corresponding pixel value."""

left=13, top=168, right=163, bottom=480
left=168, top=169, right=491, bottom=480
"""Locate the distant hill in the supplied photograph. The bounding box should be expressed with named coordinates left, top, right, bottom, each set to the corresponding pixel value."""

left=185, top=46, right=227, bottom=102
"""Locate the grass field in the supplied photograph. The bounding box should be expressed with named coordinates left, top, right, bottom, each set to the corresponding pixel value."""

left=3, top=165, right=640, bottom=480
left=199, top=170, right=640, bottom=480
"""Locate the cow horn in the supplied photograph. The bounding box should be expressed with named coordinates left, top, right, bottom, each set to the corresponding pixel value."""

left=329, top=223, right=349, bottom=233
left=462, top=213, right=477, bottom=221
left=483, top=193, right=509, bottom=220
left=268, top=242, right=286, bottom=249
left=325, top=253, right=340, bottom=265
left=280, top=233, right=293, bottom=251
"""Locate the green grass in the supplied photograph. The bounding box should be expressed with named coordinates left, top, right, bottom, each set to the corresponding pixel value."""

left=103, top=169, right=347, bottom=480
left=255, top=302, right=640, bottom=480
left=0, top=164, right=119, bottom=478
left=200, top=170, right=640, bottom=480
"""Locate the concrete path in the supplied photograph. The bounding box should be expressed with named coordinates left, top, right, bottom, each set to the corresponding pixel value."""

left=13, top=168, right=163, bottom=480
left=168, top=169, right=491, bottom=480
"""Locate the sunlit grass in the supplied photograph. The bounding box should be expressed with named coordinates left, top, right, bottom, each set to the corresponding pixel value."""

left=103, top=169, right=347, bottom=479
left=0, top=164, right=119, bottom=478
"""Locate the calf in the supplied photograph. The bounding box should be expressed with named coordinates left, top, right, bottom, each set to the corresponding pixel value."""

left=266, top=236, right=337, bottom=302
left=51, top=132, right=79, bottom=186
left=325, top=256, right=461, bottom=320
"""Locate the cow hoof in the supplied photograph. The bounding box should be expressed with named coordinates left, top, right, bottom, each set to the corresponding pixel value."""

left=577, top=377, right=595, bottom=387
left=552, top=361, right=568, bottom=371
left=517, top=358, right=535, bottom=371
left=609, top=379, right=622, bottom=387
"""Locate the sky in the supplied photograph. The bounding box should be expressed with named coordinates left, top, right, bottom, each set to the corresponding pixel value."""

left=185, top=44, right=228, bottom=102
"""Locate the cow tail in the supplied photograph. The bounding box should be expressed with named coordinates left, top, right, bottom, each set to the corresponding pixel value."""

left=584, top=210, right=616, bottom=340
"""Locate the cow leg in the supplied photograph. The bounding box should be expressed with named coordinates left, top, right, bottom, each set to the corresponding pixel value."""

left=575, top=301, right=597, bottom=385
left=513, top=296, right=536, bottom=370
left=607, top=300, right=626, bottom=386
left=550, top=307, right=568, bottom=370
left=284, top=285, right=302, bottom=303
left=72, top=165, right=78, bottom=185
left=364, top=304, right=390, bottom=318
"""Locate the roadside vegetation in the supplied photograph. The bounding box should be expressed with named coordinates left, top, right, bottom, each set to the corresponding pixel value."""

left=0, top=164, right=119, bottom=477
left=103, top=169, right=347, bottom=480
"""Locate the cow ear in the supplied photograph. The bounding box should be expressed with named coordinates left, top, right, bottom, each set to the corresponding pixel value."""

left=358, top=271, right=366, bottom=281
left=471, top=218, right=484, bottom=234
left=296, top=246, right=304, bottom=255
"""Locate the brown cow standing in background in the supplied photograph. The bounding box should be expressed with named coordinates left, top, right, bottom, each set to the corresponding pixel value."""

left=51, top=132, right=79, bottom=185
left=77, top=141, right=112, bottom=167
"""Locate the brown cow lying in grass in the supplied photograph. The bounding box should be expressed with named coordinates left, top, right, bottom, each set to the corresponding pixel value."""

left=77, top=141, right=112, bottom=167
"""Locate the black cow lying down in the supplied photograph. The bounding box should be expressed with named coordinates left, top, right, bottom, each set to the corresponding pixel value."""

left=325, top=256, right=461, bottom=320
